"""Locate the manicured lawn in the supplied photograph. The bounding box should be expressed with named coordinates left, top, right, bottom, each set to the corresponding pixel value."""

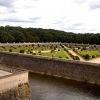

left=41, top=49, right=68, bottom=59
left=54, top=49, right=68, bottom=58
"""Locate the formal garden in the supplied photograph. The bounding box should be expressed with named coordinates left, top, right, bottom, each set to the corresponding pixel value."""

left=0, top=44, right=71, bottom=59
left=65, top=44, right=100, bottom=60
left=0, top=43, right=100, bottom=61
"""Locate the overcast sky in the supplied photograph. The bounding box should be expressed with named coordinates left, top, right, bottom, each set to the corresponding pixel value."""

left=0, top=0, right=100, bottom=33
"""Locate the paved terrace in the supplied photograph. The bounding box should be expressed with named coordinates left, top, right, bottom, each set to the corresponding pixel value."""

left=0, top=70, right=11, bottom=77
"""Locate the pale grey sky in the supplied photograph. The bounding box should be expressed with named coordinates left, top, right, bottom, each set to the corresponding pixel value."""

left=0, top=0, right=100, bottom=33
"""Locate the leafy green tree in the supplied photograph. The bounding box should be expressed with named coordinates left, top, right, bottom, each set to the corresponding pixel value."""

left=0, top=31, right=14, bottom=43
left=0, top=26, right=100, bottom=44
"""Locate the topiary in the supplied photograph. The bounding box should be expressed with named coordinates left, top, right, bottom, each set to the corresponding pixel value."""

left=19, top=49, right=25, bottom=53
left=83, top=54, right=90, bottom=60
left=9, top=49, right=12, bottom=52
left=73, top=56, right=80, bottom=60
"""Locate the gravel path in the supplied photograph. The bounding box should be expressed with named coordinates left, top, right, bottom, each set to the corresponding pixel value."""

left=68, top=50, right=85, bottom=61
left=87, top=57, right=100, bottom=64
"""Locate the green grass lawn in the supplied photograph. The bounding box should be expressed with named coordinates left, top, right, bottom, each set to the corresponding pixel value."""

left=75, top=49, right=100, bottom=60
left=54, top=49, right=69, bottom=58
left=41, top=49, right=68, bottom=59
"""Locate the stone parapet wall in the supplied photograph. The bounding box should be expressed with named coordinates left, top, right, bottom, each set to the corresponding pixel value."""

left=0, top=52, right=100, bottom=85
left=0, top=71, right=28, bottom=91
left=0, top=70, right=30, bottom=100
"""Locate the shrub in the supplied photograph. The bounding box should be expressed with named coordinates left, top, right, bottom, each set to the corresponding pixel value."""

left=1, top=46, right=5, bottom=49
left=33, top=53, right=36, bottom=55
left=69, top=45, right=72, bottom=48
left=38, top=50, right=41, bottom=54
left=83, top=54, right=90, bottom=60
left=73, top=48, right=76, bottom=51
left=59, top=56, right=62, bottom=58
left=19, top=49, right=25, bottom=53
left=66, top=57, right=68, bottom=59
left=32, top=44, right=34, bottom=47
left=37, top=44, right=40, bottom=47
left=51, top=49, right=55, bottom=53
left=30, top=51, right=33, bottom=54
left=78, top=47, right=80, bottom=49
left=52, top=54, right=55, bottom=57
left=39, top=53, right=41, bottom=55
left=73, top=56, right=80, bottom=60
left=94, top=45, right=96, bottom=48
left=38, top=50, right=41, bottom=55
left=9, top=49, right=12, bottom=52
left=58, top=49, right=60, bottom=51
left=92, top=55, right=95, bottom=58
left=27, top=49, right=31, bottom=54
left=82, top=47, right=87, bottom=50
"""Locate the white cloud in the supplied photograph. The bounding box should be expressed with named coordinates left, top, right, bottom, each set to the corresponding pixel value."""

left=0, top=0, right=100, bottom=33
left=89, top=0, right=100, bottom=10
left=0, top=0, right=14, bottom=7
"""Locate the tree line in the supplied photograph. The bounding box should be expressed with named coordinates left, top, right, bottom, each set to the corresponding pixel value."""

left=0, top=26, right=100, bottom=44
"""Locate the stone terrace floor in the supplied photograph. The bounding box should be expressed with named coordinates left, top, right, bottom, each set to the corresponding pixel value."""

left=0, top=70, right=11, bottom=77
